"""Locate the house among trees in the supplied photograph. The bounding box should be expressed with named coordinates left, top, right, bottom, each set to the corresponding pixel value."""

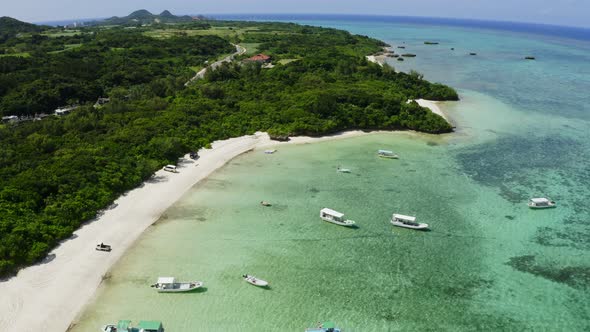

left=54, top=106, right=78, bottom=116
left=94, top=97, right=110, bottom=108
left=1, top=115, right=19, bottom=123
left=245, top=54, right=271, bottom=63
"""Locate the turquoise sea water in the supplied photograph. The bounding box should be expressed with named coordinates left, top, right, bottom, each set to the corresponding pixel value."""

left=71, top=18, right=590, bottom=331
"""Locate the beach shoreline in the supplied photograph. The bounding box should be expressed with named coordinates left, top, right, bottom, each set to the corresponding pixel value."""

left=0, top=102, right=451, bottom=332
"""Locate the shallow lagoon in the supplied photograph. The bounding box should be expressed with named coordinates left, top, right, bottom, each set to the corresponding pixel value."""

left=72, top=18, right=590, bottom=331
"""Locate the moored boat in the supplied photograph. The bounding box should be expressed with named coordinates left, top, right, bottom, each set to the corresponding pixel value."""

left=305, top=321, right=341, bottom=332
left=260, top=201, right=272, bottom=206
left=264, top=149, right=277, bottom=154
left=528, top=197, right=556, bottom=209
left=336, top=167, right=351, bottom=173
left=101, top=320, right=163, bottom=332
left=378, top=149, right=399, bottom=159
left=151, top=277, right=203, bottom=293
left=320, top=208, right=356, bottom=227
left=391, top=214, right=429, bottom=230
left=243, top=274, right=269, bottom=287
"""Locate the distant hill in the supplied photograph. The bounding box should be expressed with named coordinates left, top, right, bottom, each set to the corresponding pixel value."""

left=0, top=16, right=44, bottom=36
left=93, top=9, right=195, bottom=26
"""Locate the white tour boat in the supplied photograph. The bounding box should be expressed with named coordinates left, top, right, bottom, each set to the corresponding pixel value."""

left=528, top=197, right=556, bottom=209
left=378, top=149, right=399, bottom=159
left=151, top=277, right=203, bottom=293
left=320, top=208, right=356, bottom=227
left=243, top=274, right=269, bottom=287
left=101, top=320, right=163, bottom=332
left=391, top=214, right=429, bottom=230
left=305, top=321, right=341, bottom=332
left=336, top=167, right=351, bottom=173
left=264, top=149, right=277, bottom=154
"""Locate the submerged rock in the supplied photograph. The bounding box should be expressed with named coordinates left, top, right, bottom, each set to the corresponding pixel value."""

left=401, top=53, right=416, bottom=57
left=424, top=41, right=439, bottom=45
left=525, top=56, right=536, bottom=60
left=469, top=52, right=477, bottom=56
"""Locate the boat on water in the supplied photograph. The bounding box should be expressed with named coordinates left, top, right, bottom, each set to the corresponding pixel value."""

left=151, top=277, right=203, bottom=293
left=260, top=201, right=272, bottom=206
left=101, top=320, right=163, bottom=332
left=320, top=208, right=356, bottom=227
left=378, top=149, right=399, bottom=159
left=305, top=321, right=341, bottom=332
left=391, top=214, right=429, bottom=230
left=243, top=274, right=269, bottom=287
left=95, top=243, right=112, bottom=252
left=336, top=167, right=351, bottom=173
left=264, top=149, right=277, bottom=154
left=163, top=164, right=177, bottom=173
left=528, top=197, right=556, bottom=209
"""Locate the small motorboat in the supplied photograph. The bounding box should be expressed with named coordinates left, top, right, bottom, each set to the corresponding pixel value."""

left=305, top=321, right=341, bottom=332
left=260, top=201, right=272, bottom=206
left=101, top=320, right=163, bottom=332
left=528, top=197, right=556, bottom=209
left=336, top=167, right=351, bottom=173
left=243, top=274, right=269, bottom=287
left=378, top=149, right=399, bottom=159
left=264, top=149, right=277, bottom=154
left=96, top=243, right=112, bottom=252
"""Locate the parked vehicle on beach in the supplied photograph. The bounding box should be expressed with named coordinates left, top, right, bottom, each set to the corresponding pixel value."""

left=95, top=243, right=112, bottom=252
left=163, top=165, right=177, bottom=173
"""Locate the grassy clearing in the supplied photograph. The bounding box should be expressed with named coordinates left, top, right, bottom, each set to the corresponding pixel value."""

left=0, top=52, right=31, bottom=58
left=48, top=44, right=83, bottom=54
left=278, top=59, right=300, bottom=65
left=239, top=43, right=260, bottom=55
left=43, top=30, right=82, bottom=38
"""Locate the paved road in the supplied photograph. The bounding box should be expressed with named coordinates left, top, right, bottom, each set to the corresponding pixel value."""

left=185, top=44, right=246, bottom=86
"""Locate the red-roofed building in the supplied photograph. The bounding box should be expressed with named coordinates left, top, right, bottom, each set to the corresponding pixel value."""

left=245, top=54, right=271, bottom=63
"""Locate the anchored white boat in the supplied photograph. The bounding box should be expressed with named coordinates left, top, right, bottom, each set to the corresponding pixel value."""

left=320, top=208, right=356, bottom=227
left=163, top=165, right=177, bottom=173
left=305, top=321, right=341, bottom=332
left=264, top=149, right=277, bottom=154
left=336, top=167, right=351, bottom=173
left=151, top=277, right=203, bottom=293
left=528, top=197, right=556, bottom=209
left=260, top=201, right=272, bottom=206
left=243, top=274, right=269, bottom=287
left=391, top=214, right=429, bottom=230
left=378, top=149, right=399, bottom=159
left=95, top=243, right=112, bottom=252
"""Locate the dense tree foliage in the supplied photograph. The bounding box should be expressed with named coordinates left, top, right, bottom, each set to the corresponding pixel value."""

left=0, top=19, right=457, bottom=277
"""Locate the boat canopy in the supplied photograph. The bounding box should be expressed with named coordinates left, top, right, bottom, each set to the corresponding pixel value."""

left=117, top=320, right=132, bottom=330
left=378, top=149, right=394, bottom=154
left=393, top=214, right=416, bottom=222
left=321, top=208, right=344, bottom=218
left=530, top=198, right=550, bottom=204
left=157, top=277, right=175, bottom=284
left=138, top=320, right=163, bottom=331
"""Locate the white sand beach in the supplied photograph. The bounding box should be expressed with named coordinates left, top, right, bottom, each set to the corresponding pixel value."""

left=0, top=130, right=380, bottom=332
left=415, top=99, right=451, bottom=122
left=0, top=103, right=450, bottom=331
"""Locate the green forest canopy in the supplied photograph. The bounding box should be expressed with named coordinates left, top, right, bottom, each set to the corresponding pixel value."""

left=0, top=18, right=458, bottom=277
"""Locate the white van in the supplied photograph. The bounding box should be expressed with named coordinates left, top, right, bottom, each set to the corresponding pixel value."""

left=163, top=165, right=177, bottom=173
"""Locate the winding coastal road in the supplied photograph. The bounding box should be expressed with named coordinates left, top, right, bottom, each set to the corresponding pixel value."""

left=185, top=44, right=246, bottom=86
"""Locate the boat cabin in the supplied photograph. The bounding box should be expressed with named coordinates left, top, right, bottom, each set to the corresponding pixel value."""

left=156, top=277, right=175, bottom=289
left=392, top=214, right=418, bottom=226
left=137, top=320, right=164, bottom=332
left=320, top=208, right=345, bottom=223
left=163, top=165, right=177, bottom=173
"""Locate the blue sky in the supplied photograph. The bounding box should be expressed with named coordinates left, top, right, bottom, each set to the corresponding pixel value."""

left=3, top=0, right=589, bottom=28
